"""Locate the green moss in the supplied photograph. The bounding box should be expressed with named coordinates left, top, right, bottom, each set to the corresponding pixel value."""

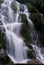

left=11, top=2, right=17, bottom=13
left=0, top=29, right=6, bottom=51
left=21, top=14, right=31, bottom=44
left=12, top=6, right=17, bottom=12
left=0, top=0, right=3, bottom=4
left=27, top=50, right=36, bottom=59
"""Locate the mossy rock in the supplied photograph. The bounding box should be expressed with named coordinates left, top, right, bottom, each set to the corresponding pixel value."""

left=0, top=0, right=3, bottom=4
left=21, top=14, right=31, bottom=43
left=39, top=32, right=44, bottom=47
left=0, top=28, right=6, bottom=51
left=27, top=50, right=36, bottom=59
left=11, top=2, right=17, bottom=13
left=0, top=0, right=3, bottom=8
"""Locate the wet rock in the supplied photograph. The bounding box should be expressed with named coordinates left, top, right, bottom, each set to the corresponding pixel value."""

left=27, top=59, right=42, bottom=64
left=27, top=49, right=35, bottom=59
left=0, top=49, right=7, bottom=59
left=27, top=44, right=33, bottom=49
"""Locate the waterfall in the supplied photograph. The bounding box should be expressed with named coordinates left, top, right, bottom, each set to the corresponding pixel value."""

left=0, top=0, right=44, bottom=64
left=0, top=0, right=29, bottom=63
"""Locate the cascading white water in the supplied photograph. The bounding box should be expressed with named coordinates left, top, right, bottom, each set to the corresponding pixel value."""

left=31, top=44, right=44, bottom=64
left=0, top=0, right=44, bottom=64
left=30, top=31, right=44, bottom=64
left=0, top=0, right=30, bottom=63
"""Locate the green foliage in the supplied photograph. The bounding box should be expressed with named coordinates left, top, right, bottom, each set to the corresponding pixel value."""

left=30, top=13, right=44, bottom=32
left=26, top=3, right=37, bottom=13
left=28, top=0, right=44, bottom=13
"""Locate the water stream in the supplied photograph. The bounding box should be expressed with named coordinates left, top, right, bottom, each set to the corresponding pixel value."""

left=0, top=0, right=44, bottom=64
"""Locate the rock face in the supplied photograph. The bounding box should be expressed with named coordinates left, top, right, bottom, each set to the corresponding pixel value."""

left=27, top=59, right=42, bottom=64
left=0, top=49, right=10, bottom=65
